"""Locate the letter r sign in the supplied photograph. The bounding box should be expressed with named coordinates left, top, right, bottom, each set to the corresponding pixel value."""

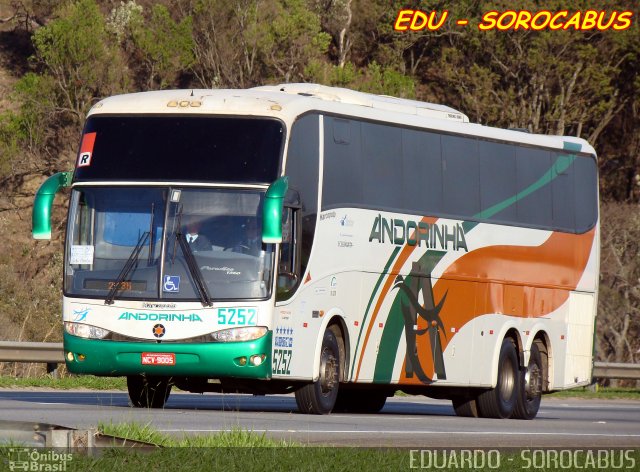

left=77, top=131, right=97, bottom=167
left=78, top=152, right=92, bottom=167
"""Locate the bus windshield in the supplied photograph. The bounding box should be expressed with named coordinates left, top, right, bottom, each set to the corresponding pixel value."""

left=65, top=187, right=273, bottom=302
left=72, top=116, right=284, bottom=184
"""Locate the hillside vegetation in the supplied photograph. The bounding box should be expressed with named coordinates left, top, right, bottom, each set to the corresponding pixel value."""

left=0, top=0, right=638, bottom=377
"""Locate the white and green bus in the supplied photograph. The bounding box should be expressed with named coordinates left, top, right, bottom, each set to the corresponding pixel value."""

left=33, top=84, right=599, bottom=418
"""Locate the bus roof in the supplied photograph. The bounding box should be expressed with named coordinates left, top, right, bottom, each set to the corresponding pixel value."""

left=88, top=84, right=595, bottom=156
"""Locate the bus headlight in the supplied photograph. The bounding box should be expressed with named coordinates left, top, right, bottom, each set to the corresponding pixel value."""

left=210, top=326, right=268, bottom=342
left=64, top=322, right=110, bottom=340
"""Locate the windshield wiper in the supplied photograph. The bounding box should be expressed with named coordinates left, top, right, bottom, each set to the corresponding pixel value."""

left=176, top=230, right=213, bottom=307
left=148, top=202, right=155, bottom=265
left=105, top=231, right=150, bottom=305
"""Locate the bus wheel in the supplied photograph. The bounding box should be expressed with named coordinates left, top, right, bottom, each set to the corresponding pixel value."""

left=334, top=389, right=388, bottom=413
left=127, top=375, right=172, bottom=408
left=513, top=343, right=543, bottom=420
left=477, top=338, right=518, bottom=419
left=452, top=396, right=479, bottom=417
left=295, top=327, right=340, bottom=414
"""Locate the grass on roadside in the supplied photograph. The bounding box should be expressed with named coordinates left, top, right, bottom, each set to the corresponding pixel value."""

left=3, top=422, right=640, bottom=471
left=99, top=421, right=292, bottom=447
left=0, top=374, right=126, bottom=390
left=547, top=386, right=640, bottom=400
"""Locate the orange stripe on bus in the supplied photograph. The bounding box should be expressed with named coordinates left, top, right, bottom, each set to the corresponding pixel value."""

left=398, top=228, right=596, bottom=384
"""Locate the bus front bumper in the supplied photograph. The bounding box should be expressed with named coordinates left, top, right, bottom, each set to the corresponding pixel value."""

left=63, top=331, right=272, bottom=379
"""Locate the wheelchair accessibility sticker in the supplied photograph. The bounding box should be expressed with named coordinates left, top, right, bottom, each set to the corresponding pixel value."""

left=163, top=275, right=180, bottom=293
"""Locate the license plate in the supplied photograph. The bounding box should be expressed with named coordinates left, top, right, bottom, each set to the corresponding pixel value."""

left=141, top=352, right=176, bottom=365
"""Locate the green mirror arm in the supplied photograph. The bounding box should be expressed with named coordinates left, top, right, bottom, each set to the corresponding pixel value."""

left=32, top=171, right=72, bottom=240
left=262, top=176, right=288, bottom=243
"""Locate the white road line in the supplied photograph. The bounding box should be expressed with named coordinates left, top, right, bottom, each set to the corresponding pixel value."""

left=158, top=429, right=640, bottom=437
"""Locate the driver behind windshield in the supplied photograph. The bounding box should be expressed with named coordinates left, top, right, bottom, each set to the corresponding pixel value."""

left=184, top=216, right=212, bottom=252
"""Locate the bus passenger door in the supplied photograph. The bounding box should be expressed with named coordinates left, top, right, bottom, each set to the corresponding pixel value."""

left=276, top=205, right=301, bottom=300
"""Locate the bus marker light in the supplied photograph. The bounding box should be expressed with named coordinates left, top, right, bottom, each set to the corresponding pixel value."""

left=167, top=101, right=178, bottom=107
left=354, top=321, right=359, bottom=326
left=270, top=104, right=282, bottom=111
left=179, top=101, right=190, bottom=107
left=561, top=335, right=565, bottom=340
left=379, top=323, right=383, bottom=328
left=451, top=327, right=457, bottom=333
left=489, top=330, right=494, bottom=335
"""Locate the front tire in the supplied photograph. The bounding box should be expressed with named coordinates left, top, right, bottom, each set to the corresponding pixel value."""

left=295, top=327, right=341, bottom=414
left=127, top=375, right=172, bottom=408
left=477, top=338, right=519, bottom=419
left=513, top=343, right=543, bottom=420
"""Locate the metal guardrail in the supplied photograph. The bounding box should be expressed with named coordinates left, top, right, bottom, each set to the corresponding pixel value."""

left=0, top=341, right=64, bottom=363
left=0, top=342, right=638, bottom=380
left=592, top=362, right=640, bottom=381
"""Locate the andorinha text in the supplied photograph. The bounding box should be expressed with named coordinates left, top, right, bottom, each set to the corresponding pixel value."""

left=118, top=312, right=203, bottom=322
left=369, top=215, right=468, bottom=252
left=394, top=9, right=633, bottom=31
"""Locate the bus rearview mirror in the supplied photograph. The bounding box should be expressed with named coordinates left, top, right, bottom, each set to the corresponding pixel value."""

left=262, top=176, right=288, bottom=244
left=32, top=171, right=72, bottom=240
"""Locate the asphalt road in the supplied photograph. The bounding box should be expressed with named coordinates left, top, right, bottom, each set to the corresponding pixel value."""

left=0, top=390, right=639, bottom=448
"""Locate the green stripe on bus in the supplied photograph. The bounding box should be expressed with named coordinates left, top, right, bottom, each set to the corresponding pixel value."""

left=373, top=250, right=446, bottom=383
left=372, top=277, right=410, bottom=383
left=563, top=141, right=582, bottom=152
left=349, top=246, right=401, bottom=379
left=474, top=154, right=575, bottom=221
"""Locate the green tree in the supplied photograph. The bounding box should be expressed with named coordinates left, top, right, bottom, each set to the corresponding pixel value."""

left=187, top=0, right=269, bottom=88
left=31, top=0, right=128, bottom=121
left=311, top=0, right=354, bottom=67
left=598, top=203, right=640, bottom=375
left=0, top=73, right=56, bottom=177
left=186, top=0, right=330, bottom=86
left=131, top=4, right=195, bottom=89
left=255, top=0, right=331, bottom=82
left=306, top=60, right=415, bottom=98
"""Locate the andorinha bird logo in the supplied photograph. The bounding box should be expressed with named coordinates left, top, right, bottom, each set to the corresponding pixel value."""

left=391, top=261, right=448, bottom=384
left=153, top=324, right=166, bottom=338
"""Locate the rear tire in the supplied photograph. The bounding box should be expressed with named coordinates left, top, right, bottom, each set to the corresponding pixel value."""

left=452, top=396, right=479, bottom=418
left=127, top=375, right=172, bottom=408
left=295, top=327, right=341, bottom=414
left=334, top=389, right=388, bottom=413
left=477, top=338, right=519, bottom=419
left=513, top=343, right=543, bottom=420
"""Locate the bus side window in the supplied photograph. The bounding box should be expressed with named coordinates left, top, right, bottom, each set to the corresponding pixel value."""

left=276, top=206, right=300, bottom=301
